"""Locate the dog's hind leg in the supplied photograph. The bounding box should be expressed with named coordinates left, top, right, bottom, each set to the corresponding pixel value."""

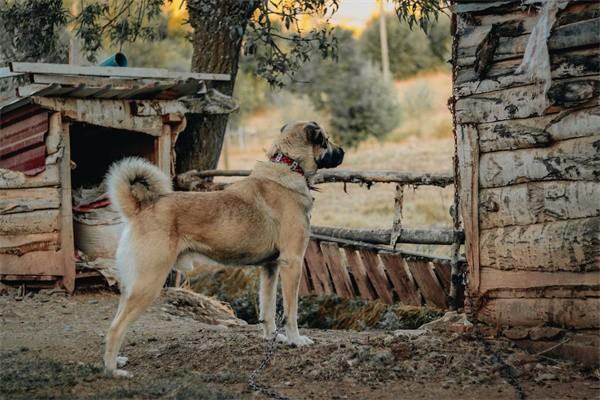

left=259, top=261, right=279, bottom=338
left=104, top=243, right=174, bottom=377
left=279, top=255, right=313, bottom=346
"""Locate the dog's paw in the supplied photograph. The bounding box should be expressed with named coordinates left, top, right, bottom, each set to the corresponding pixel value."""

left=116, top=356, right=128, bottom=368
left=277, top=333, right=314, bottom=347
left=105, top=368, right=133, bottom=378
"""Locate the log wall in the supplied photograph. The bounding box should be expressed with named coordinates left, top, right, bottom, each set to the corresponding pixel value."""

left=454, top=1, right=599, bottom=330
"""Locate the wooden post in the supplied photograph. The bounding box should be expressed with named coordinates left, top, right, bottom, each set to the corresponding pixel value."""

left=57, top=115, right=75, bottom=293
left=390, top=184, right=404, bottom=247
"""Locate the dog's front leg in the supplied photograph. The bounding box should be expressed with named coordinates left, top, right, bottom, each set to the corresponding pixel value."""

left=259, top=261, right=279, bottom=338
left=279, top=256, right=313, bottom=346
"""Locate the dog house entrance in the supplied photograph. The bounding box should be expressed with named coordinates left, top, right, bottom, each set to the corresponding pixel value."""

left=69, top=122, right=157, bottom=271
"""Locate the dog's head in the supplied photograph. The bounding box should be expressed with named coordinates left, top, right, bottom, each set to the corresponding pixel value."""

left=268, top=121, right=344, bottom=176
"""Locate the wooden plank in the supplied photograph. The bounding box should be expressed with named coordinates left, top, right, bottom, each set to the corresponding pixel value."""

left=479, top=135, right=600, bottom=188
left=0, top=250, right=65, bottom=276
left=0, top=163, right=60, bottom=189
left=480, top=217, right=600, bottom=272
left=0, top=232, right=60, bottom=256
left=303, top=240, right=332, bottom=294
left=131, top=91, right=238, bottom=116
left=379, top=252, right=422, bottom=306
left=57, top=117, right=75, bottom=293
left=158, top=124, right=173, bottom=176
left=311, top=226, right=457, bottom=245
left=1, top=209, right=59, bottom=234
left=407, top=261, right=448, bottom=309
left=480, top=181, right=600, bottom=229
left=299, top=260, right=311, bottom=296
left=320, top=242, right=354, bottom=298
left=10, top=62, right=230, bottom=81
left=455, top=76, right=599, bottom=124
left=0, top=187, right=60, bottom=215
left=457, top=18, right=600, bottom=65
left=478, top=107, right=600, bottom=153
left=358, top=249, right=393, bottom=304
left=479, top=268, right=600, bottom=294
left=30, top=97, right=165, bottom=136
left=342, top=247, right=377, bottom=301
left=433, top=262, right=452, bottom=294
left=456, top=124, right=480, bottom=294
left=455, top=48, right=600, bottom=97
left=478, top=297, right=600, bottom=329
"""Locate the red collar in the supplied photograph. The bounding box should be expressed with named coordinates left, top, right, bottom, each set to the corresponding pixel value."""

left=270, top=152, right=304, bottom=176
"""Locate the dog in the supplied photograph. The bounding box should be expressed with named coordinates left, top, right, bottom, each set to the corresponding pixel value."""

left=103, top=121, right=344, bottom=377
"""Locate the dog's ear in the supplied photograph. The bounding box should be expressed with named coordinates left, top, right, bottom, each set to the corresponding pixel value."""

left=280, top=123, right=288, bottom=133
left=305, top=122, right=327, bottom=148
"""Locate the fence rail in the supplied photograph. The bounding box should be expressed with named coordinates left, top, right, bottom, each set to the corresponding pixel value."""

left=178, top=167, right=464, bottom=309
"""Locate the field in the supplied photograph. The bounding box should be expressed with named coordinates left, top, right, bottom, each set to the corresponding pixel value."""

left=1, top=290, right=598, bottom=400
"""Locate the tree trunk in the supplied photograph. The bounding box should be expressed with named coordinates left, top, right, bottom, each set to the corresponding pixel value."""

left=176, top=0, right=255, bottom=173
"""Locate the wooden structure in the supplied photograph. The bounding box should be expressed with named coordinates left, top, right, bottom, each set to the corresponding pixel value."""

left=0, top=63, right=235, bottom=292
left=453, top=1, right=599, bottom=330
left=178, top=168, right=465, bottom=309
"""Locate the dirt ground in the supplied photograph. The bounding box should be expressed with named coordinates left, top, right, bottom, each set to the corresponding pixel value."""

left=1, top=290, right=598, bottom=400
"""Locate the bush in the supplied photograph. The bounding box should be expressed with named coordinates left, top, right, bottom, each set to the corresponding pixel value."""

left=290, top=28, right=400, bottom=147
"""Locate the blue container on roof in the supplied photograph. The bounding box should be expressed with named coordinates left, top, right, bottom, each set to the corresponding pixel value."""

left=99, top=52, right=128, bottom=67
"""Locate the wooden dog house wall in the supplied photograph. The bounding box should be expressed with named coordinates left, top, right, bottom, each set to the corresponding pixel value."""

left=0, top=99, right=183, bottom=292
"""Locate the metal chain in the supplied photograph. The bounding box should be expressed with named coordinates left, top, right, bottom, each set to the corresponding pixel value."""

left=474, top=324, right=527, bottom=400
left=248, top=312, right=291, bottom=400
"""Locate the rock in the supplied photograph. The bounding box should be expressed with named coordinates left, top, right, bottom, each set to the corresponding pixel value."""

left=535, top=373, right=558, bottom=382
left=504, top=328, right=530, bottom=340
left=529, top=327, right=563, bottom=341
left=419, top=312, right=473, bottom=333
left=394, top=329, right=427, bottom=338
left=390, top=341, right=412, bottom=361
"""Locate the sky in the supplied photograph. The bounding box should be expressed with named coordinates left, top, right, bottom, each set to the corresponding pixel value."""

left=330, top=0, right=396, bottom=32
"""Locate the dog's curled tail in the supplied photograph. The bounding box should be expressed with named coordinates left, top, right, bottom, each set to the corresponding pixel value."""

left=106, top=157, right=172, bottom=220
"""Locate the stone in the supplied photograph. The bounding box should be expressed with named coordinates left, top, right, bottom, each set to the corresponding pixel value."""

left=529, top=327, right=564, bottom=341
left=504, top=328, right=530, bottom=340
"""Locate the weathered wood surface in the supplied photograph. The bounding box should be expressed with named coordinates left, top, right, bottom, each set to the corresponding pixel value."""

left=311, top=226, right=459, bottom=246
left=433, top=262, right=452, bottom=294
left=406, top=261, right=448, bottom=309
left=478, top=107, right=600, bottom=153
left=303, top=240, right=333, bottom=294
left=320, top=242, right=354, bottom=298
left=456, top=124, right=481, bottom=293
left=0, top=164, right=60, bottom=189
left=478, top=297, right=600, bottom=329
left=479, top=268, right=600, bottom=293
left=479, top=135, right=600, bottom=188
left=343, top=247, right=377, bottom=301
left=58, top=118, right=75, bottom=293
left=480, top=181, right=600, bottom=229
left=479, top=217, right=600, bottom=272
left=455, top=77, right=599, bottom=124
left=0, top=250, right=65, bottom=276
left=130, top=90, right=239, bottom=116
left=30, top=97, right=165, bottom=136
left=0, top=187, right=60, bottom=215
left=358, top=250, right=393, bottom=304
left=457, top=17, right=600, bottom=67
left=1, top=209, right=60, bottom=235
left=0, top=232, right=60, bottom=256
left=10, top=61, right=230, bottom=81
left=178, top=169, right=454, bottom=187
left=299, top=261, right=311, bottom=296
left=456, top=48, right=600, bottom=97
left=379, top=253, right=422, bottom=306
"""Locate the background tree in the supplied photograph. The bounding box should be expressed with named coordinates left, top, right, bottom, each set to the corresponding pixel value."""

left=291, top=29, right=399, bottom=146
left=361, top=13, right=451, bottom=79
left=0, top=0, right=447, bottom=171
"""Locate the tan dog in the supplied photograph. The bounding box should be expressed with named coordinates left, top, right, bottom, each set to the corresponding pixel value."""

left=103, top=121, right=344, bottom=377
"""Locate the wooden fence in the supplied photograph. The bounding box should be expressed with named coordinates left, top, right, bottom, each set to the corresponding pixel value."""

left=177, top=168, right=465, bottom=309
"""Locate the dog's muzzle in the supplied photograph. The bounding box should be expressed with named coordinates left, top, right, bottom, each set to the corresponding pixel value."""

left=317, top=147, right=344, bottom=169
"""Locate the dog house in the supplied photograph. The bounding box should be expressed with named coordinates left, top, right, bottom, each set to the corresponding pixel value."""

left=0, top=63, right=235, bottom=292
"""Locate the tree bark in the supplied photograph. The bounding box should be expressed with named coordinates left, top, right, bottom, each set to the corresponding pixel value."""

left=176, top=0, right=256, bottom=173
